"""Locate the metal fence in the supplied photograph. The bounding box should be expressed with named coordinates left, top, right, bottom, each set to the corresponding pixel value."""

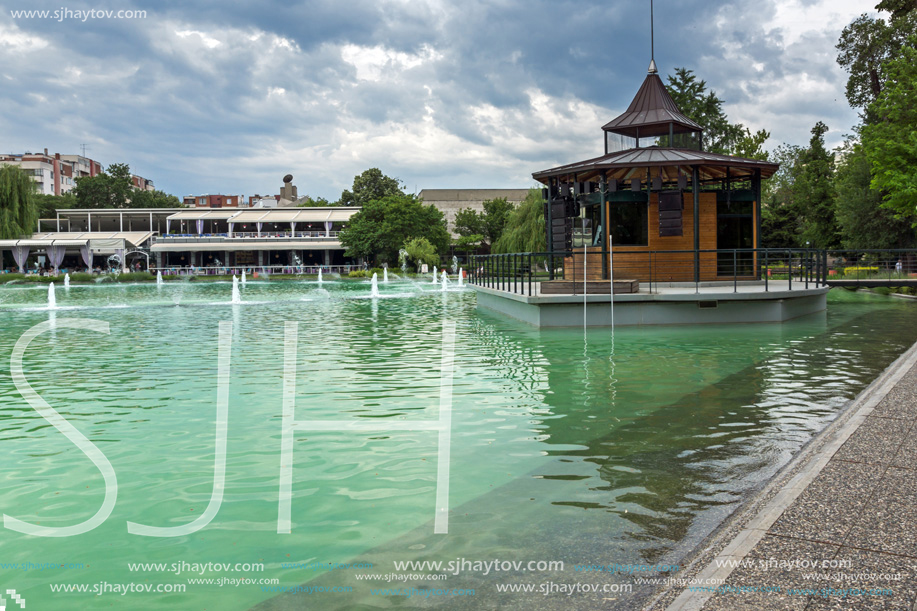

left=469, top=249, right=829, bottom=296
left=826, top=250, right=917, bottom=285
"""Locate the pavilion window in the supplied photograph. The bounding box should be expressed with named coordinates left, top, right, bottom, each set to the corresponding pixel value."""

left=608, top=201, right=648, bottom=246
left=582, top=204, right=602, bottom=246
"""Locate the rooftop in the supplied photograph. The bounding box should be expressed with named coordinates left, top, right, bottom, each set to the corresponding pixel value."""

left=602, top=73, right=703, bottom=138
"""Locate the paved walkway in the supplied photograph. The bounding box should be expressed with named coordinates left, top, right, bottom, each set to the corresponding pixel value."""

left=656, top=340, right=917, bottom=611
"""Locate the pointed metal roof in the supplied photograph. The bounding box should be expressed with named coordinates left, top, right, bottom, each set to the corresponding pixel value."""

left=602, top=73, right=703, bottom=139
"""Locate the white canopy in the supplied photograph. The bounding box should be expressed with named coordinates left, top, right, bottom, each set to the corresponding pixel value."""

left=166, top=210, right=241, bottom=221
left=163, top=207, right=360, bottom=224
left=0, top=232, right=154, bottom=250
left=151, top=239, right=341, bottom=252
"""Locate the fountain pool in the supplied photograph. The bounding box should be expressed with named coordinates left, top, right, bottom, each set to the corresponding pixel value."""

left=0, top=282, right=915, bottom=610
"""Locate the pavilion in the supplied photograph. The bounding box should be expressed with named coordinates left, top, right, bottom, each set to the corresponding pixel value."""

left=532, top=61, right=779, bottom=285
left=469, top=58, right=828, bottom=327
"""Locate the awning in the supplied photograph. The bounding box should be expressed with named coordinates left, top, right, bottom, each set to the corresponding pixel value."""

left=0, top=232, right=154, bottom=250
left=166, top=210, right=240, bottom=221
left=227, top=208, right=359, bottom=224
left=44, top=239, right=88, bottom=247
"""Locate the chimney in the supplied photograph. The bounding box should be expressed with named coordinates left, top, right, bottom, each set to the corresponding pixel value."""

left=44, top=148, right=49, bottom=155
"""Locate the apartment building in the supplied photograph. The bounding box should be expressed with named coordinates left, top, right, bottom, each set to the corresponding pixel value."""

left=1, top=149, right=154, bottom=196
left=0, top=149, right=85, bottom=196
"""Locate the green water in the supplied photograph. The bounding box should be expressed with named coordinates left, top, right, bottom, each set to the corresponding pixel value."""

left=0, top=279, right=914, bottom=610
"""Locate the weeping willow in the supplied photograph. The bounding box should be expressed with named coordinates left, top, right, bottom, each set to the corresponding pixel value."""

left=491, top=188, right=546, bottom=254
left=0, top=165, right=38, bottom=239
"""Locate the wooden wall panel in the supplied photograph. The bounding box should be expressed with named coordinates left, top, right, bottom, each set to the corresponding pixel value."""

left=564, top=192, right=718, bottom=282
left=562, top=192, right=760, bottom=283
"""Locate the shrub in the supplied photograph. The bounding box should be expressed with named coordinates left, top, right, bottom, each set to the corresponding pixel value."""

left=115, top=272, right=155, bottom=282
left=69, top=272, right=94, bottom=282
left=843, top=266, right=879, bottom=276
left=23, top=275, right=56, bottom=284
left=348, top=270, right=368, bottom=278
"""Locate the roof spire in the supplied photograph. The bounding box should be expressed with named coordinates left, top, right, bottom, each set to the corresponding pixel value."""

left=648, top=0, right=657, bottom=74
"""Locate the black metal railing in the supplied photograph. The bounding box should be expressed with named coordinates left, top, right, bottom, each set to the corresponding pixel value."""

left=825, top=249, right=917, bottom=286
left=468, top=248, right=830, bottom=297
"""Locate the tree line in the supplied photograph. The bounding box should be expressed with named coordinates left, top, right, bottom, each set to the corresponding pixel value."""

left=763, top=0, right=917, bottom=250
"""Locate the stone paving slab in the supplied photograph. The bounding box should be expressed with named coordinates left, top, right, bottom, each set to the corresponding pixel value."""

left=804, top=547, right=917, bottom=611
left=832, top=416, right=914, bottom=464
left=656, top=345, right=917, bottom=611
left=768, top=460, right=885, bottom=545
left=891, top=433, right=917, bottom=470
left=872, top=383, right=917, bottom=420
left=701, top=536, right=839, bottom=611
left=845, top=466, right=917, bottom=558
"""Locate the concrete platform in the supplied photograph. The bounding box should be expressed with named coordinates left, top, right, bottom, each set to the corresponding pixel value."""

left=473, top=280, right=828, bottom=327
left=647, top=340, right=917, bottom=611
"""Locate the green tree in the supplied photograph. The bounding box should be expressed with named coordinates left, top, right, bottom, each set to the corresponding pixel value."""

left=106, top=163, right=133, bottom=208
left=663, top=67, right=769, bottom=157
left=454, top=234, right=486, bottom=250
left=761, top=144, right=803, bottom=248
left=481, top=198, right=515, bottom=244
left=453, top=207, right=484, bottom=238
left=0, top=164, right=38, bottom=239
left=403, top=237, right=440, bottom=271
left=877, top=0, right=917, bottom=19
left=128, top=189, right=181, bottom=208
left=492, top=189, right=546, bottom=253
left=796, top=122, right=839, bottom=248
left=339, top=194, right=450, bottom=265
left=298, top=196, right=333, bottom=207
left=733, top=128, right=772, bottom=161
left=861, top=36, right=917, bottom=221
left=834, top=141, right=916, bottom=248
left=73, top=162, right=134, bottom=208
left=836, top=8, right=917, bottom=110
left=337, top=168, right=404, bottom=206
left=33, top=192, right=76, bottom=219
left=452, top=198, right=516, bottom=247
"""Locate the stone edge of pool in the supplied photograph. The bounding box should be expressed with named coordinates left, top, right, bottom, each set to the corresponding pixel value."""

left=473, top=284, right=829, bottom=327
left=640, top=336, right=917, bottom=611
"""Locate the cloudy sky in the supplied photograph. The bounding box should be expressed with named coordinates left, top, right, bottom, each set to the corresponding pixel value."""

left=0, top=0, right=874, bottom=200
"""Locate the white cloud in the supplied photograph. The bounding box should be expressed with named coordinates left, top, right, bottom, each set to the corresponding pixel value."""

left=340, top=44, right=443, bottom=82
left=766, top=0, right=875, bottom=46
left=175, top=29, right=223, bottom=49
left=0, top=21, right=49, bottom=53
